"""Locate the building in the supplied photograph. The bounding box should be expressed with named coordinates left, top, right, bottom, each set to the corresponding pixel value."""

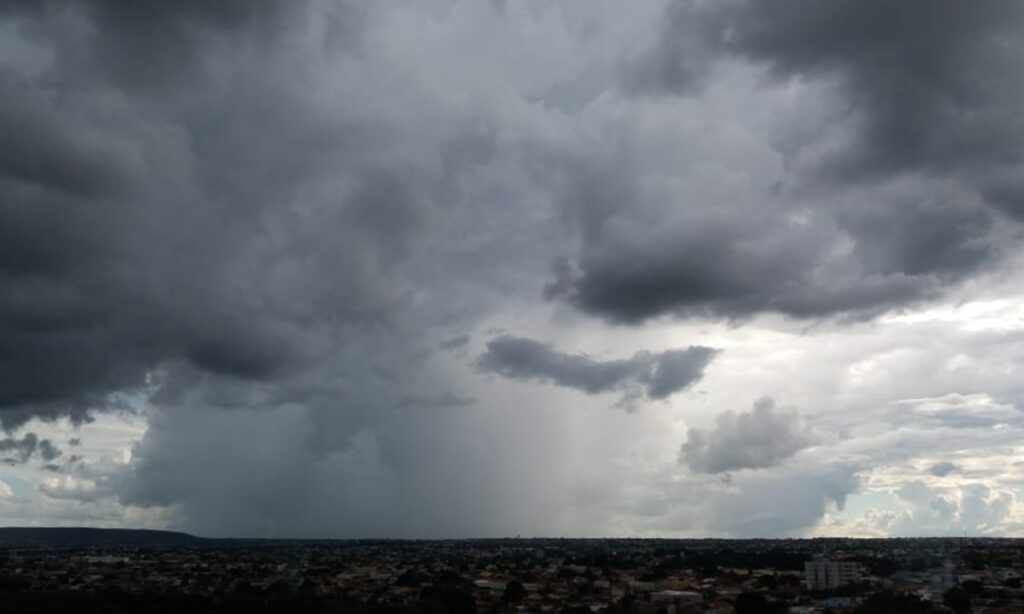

left=804, top=559, right=861, bottom=590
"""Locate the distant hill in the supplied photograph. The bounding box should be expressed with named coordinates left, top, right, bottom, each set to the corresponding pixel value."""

left=0, top=527, right=205, bottom=547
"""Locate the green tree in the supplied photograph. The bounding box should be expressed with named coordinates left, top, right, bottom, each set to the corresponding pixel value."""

left=734, top=591, right=767, bottom=614
left=855, top=592, right=935, bottom=614
left=502, top=580, right=526, bottom=604
left=943, top=586, right=972, bottom=614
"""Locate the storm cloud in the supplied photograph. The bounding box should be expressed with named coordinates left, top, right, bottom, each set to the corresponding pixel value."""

left=546, top=0, right=1019, bottom=324
left=0, top=0, right=490, bottom=427
left=478, top=336, right=717, bottom=403
left=3, top=0, right=1024, bottom=539
left=635, top=0, right=1024, bottom=190
left=0, top=432, right=61, bottom=465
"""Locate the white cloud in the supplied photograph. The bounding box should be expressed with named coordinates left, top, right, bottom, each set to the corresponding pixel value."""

left=680, top=397, right=817, bottom=474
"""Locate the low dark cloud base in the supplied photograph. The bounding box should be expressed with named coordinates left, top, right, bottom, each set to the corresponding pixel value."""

left=545, top=0, right=1023, bottom=325
left=0, top=432, right=61, bottom=465
left=478, top=335, right=717, bottom=405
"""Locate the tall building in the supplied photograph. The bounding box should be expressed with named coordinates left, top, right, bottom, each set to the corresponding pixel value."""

left=804, top=559, right=861, bottom=590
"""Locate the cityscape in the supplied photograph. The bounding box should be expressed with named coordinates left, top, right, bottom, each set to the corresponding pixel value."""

left=2, top=530, right=1023, bottom=613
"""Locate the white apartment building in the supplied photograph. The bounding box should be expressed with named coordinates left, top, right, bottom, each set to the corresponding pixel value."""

left=804, top=558, right=862, bottom=590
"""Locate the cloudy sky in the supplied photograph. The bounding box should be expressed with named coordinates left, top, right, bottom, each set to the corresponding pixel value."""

left=2, top=0, right=1024, bottom=539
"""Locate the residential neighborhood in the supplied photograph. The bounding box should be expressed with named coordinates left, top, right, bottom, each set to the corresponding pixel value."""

left=2, top=535, right=1023, bottom=613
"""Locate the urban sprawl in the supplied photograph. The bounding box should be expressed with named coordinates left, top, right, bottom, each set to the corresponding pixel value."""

left=2, top=537, right=1023, bottom=613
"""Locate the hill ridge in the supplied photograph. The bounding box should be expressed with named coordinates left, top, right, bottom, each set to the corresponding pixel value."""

left=0, top=526, right=204, bottom=547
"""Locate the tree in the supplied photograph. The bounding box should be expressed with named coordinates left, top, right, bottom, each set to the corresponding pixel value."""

left=734, top=591, right=768, bottom=614
left=396, top=569, right=423, bottom=587
left=943, top=586, right=972, bottom=614
left=855, top=592, right=935, bottom=614
left=502, top=580, right=526, bottom=604
left=421, top=585, right=476, bottom=614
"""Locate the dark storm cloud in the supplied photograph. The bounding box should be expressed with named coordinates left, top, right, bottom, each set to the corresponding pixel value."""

left=392, top=393, right=475, bottom=411
left=8, top=0, right=1021, bottom=539
left=478, top=335, right=717, bottom=403
left=834, top=193, right=993, bottom=280
left=0, top=432, right=61, bottom=464
left=84, top=0, right=287, bottom=92
left=547, top=0, right=1022, bottom=324
left=0, top=1, right=493, bottom=427
left=543, top=156, right=972, bottom=322
left=634, top=0, right=1024, bottom=188
left=680, top=398, right=816, bottom=474
left=439, top=334, right=470, bottom=352
left=38, top=438, right=61, bottom=461
left=711, top=1, right=1022, bottom=191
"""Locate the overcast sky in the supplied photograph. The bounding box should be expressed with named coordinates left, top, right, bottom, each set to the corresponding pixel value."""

left=2, top=0, right=1024, bottom=538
